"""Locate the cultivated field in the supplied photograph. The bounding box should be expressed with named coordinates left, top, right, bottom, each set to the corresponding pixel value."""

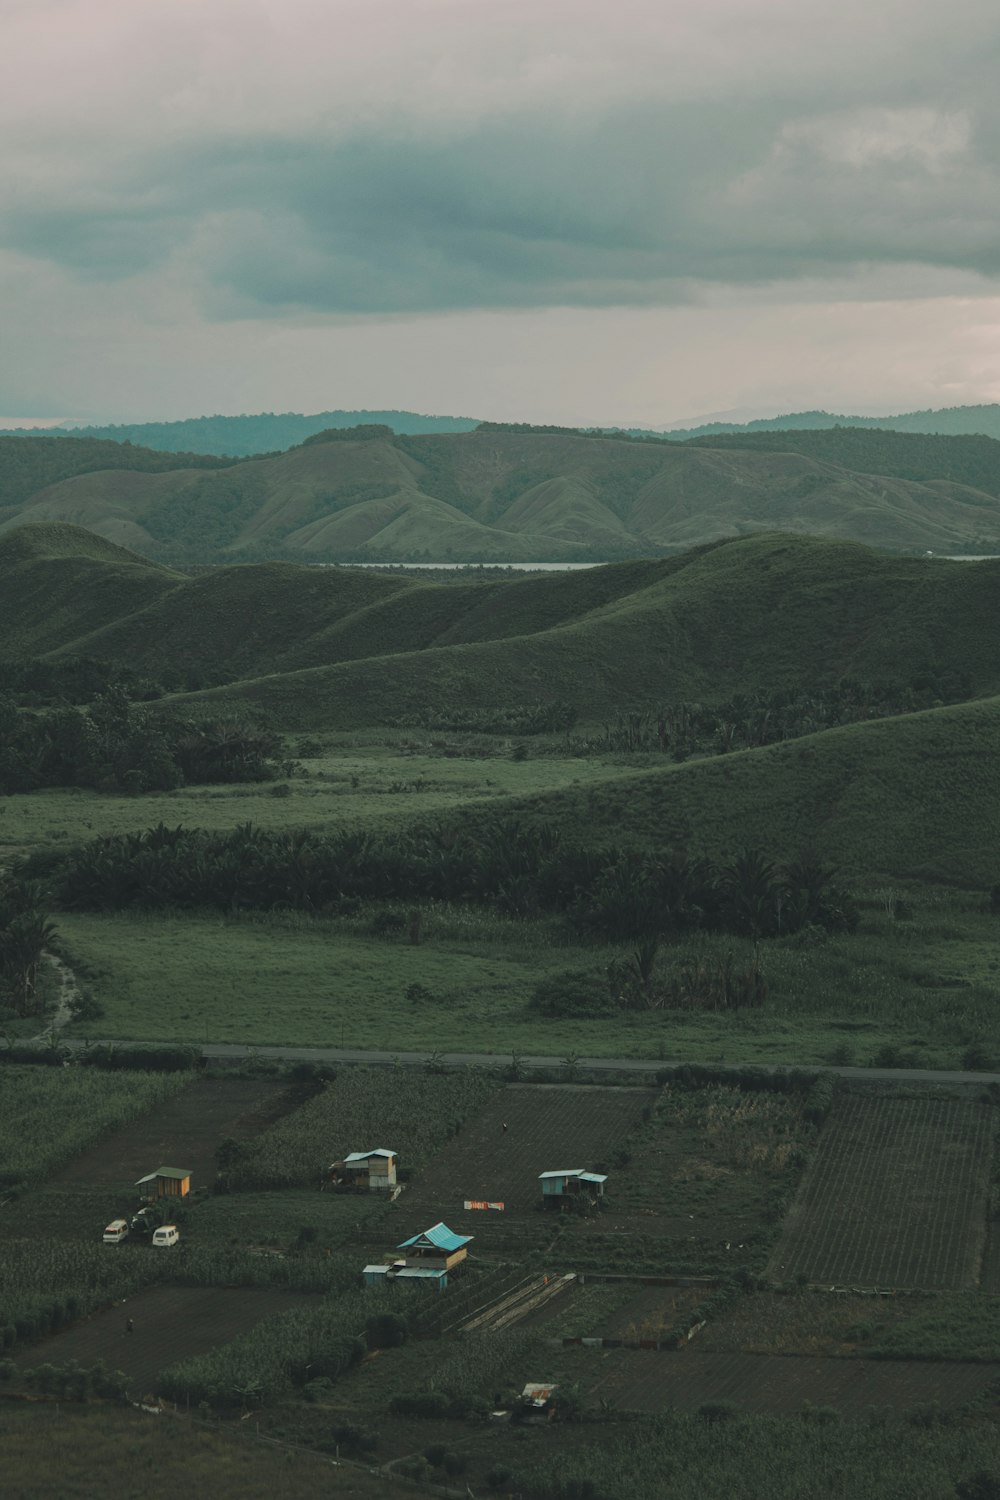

left=12, top=1284, right=318, bottom=1400
left=770, top=1092, right=996, bottom=1290
left=0, top=1076, right=302, bottom=1243
left=583, top=1346, right=1000, bottom=1416
left=389, top=1082, right=650, bottom=1251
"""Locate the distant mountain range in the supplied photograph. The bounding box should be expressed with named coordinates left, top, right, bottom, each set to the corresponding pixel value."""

left=0, top=410, right=480, bottom=457
left=646, top=403, right=1000, bottom=443
left=3, top=423, right=1000, bottom=563
left=7, top=402, right=1000, bottom=458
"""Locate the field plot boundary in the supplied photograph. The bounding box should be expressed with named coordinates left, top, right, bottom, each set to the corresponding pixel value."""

left=769, top=1092, right=996, bottom=1290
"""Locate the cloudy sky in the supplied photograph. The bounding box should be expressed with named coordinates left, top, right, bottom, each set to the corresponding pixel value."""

left=3, top=0, right=999, bottom=426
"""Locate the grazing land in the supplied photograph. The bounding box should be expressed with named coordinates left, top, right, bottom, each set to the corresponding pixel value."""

left=770, top=1092, right=996, bottom=1289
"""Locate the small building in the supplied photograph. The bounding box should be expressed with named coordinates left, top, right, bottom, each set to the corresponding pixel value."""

left=362, top=1261, right=448, bottom=1294
left=396, top=1222, right=473, bottom=1273
left=134, top=1166, right=192, bottom=1202
left=515, top=1383, right=560, bottom=1424
left=327, top=1148, right=398, bottom=1192
left=538, top=1168, right=607, bottom=1210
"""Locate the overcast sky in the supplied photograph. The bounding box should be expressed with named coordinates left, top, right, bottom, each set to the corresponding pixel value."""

left=3, top=0, right=1000, bottom=427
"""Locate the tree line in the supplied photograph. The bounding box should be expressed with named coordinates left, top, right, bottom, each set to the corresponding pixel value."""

left=0, top=684, right=286, bottom=794
left=596, top=674, right=973, bottom=759
left=21, top=818, right=857, bottom=948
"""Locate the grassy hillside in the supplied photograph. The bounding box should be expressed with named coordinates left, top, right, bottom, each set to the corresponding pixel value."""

left=5, top=527, right=1000, bottom=723
left=685, top=427, right=1000, bottom=502
left=0, top=434, right=229, bottom=512
left=159, top=535, right=1000, bottom=728
left=4, top=425, right=1000, bottom=562
left=473, top=694, right=1000, bottom=885
left=0, top=524, right=181, bottom=657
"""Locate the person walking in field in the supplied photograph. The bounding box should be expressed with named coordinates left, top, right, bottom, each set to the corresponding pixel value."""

left=126, top=1317, right=134, bottom=1334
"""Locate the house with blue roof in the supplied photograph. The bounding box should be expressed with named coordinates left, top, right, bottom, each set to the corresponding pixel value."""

left=397, top=1221, right=473, bottom=1272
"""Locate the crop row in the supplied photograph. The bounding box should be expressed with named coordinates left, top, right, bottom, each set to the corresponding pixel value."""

left=0, top=1066, right=191, bottom=1190
left=222, top=1065, right=501, bottom=1191
left=771, top=1095, right=995, bottom=1290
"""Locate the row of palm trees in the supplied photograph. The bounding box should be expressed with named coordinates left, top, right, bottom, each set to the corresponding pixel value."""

left=0, top=880, right=56, bottom=1018
left=25, top=819, right=856, bottom=947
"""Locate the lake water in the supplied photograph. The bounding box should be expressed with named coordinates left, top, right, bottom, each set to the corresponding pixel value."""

left=334, top=561, right=602, bottom=571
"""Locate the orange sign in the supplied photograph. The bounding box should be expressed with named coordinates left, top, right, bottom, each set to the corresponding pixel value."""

left=463, top=1200, right=505, bottom=1211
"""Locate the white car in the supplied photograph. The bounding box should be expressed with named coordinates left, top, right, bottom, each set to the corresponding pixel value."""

left=151, top=1224, right=180, bottom=1247
left=102, top=1219, right=129, bottom=1244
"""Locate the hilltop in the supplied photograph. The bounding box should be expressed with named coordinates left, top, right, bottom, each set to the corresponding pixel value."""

left=3, top=424, right=1000, bottom=563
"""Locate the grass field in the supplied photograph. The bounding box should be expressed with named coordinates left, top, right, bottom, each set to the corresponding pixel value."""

left=49, top=892, right=1000, bottom=1068
left=770, top=1092, right=996, bottom=1289
left=0, top=743, right=633, bottom=859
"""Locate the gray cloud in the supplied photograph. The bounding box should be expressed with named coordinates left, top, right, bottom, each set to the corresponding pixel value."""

left=3, top=2, right=1000, bottom=315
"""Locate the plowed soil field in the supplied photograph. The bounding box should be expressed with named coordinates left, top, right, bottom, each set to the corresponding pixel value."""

left=769, top=1093, right=995, bottom=1290
left=13, top=1284, right=317, bottom=1399
left=585, top=1347, right=1000, bottom=1415
left=389, top=1083, right=649, bottom=1250
left=2, top=1077, right=305, bottom=1241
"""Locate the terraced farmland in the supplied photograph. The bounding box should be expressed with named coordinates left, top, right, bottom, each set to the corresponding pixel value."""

left=770, top=1093, right=996, bottom=1290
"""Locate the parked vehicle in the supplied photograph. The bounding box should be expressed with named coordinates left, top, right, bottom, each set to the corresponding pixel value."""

left=151, top=1224, right=180, bottom=1248
left=102, top=1218, right=129, bottom=1244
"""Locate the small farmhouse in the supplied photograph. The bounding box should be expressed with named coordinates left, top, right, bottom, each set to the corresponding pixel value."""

left=538, top=1168, right=607, bottom=1209
left=134, top=1166, right=192, bottom=1201
left=326, top=1148, right=398, bottom=1192
left=396, top=1221, right=473, bottom=1272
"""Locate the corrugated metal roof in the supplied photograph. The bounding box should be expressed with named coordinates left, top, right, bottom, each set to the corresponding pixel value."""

left=134, top=1166, right=191, bottom=1185
left=538, top=1169, right=586, bottom=1180
left=578, top=1172, right=608, bottom=1184
left=343, top=1149, right=397, bottom=1163
left=397, top=1221, right=472, bottom=1252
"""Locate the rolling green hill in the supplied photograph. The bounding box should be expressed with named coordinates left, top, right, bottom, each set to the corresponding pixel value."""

left=7, top=527, right=995, bottom=732
left=465, top=693, right=1000, bottom=886
left=4, top=426, right=1000, bottom=563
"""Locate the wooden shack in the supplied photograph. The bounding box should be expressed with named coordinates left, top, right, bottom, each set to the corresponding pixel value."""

left=538, top=1168, right=607, bottom=1210
left=134, top=1166, right=192, bottom=1202
left=396, top=1221, right=473, bottom=1273
left=362, top=1261, right=448, bottom=1293
left=326, top=1148, right=398, bottom=1192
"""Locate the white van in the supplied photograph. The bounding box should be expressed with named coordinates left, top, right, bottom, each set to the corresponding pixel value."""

left=103, top=1219, right=129, bottom=1244
left=152, top=1224, right=180, bottom=1248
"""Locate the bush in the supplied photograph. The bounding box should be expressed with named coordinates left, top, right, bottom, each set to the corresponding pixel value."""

left=531, top=968, right=615, bottom=1018
left=698, top=1400, right=738, bottom=1423
left=390, top=1390, right=451, bottom=1418
left=486, top=1465, right=514, bottom=1491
